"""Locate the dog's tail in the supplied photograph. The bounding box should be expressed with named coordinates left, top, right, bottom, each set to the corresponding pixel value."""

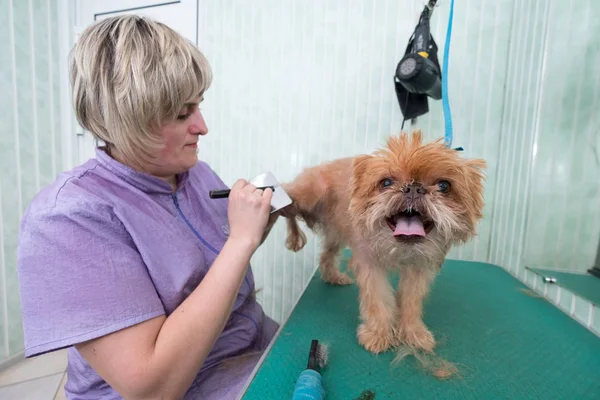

left=281, top=171, right=327, bottom=253
left=285, top=216, right=307, bottom=252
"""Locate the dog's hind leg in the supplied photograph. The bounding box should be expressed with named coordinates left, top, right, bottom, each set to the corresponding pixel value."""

left=318, top=237, right=353, bottom=285
left=281, top=168, right=328, bottom=215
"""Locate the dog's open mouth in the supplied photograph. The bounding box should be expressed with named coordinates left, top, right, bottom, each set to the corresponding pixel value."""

left=386, top=209, right=434, bottom=240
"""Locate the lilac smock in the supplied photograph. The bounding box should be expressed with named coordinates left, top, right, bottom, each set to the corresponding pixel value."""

left=17, top=148, right=278, bottom=399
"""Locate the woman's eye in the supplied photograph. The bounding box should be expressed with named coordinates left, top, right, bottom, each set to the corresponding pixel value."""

left=380, top=178, right=393, bottom=189
left=437, top=180, right=451, bottom=193
left=177, top=103, right=199, bottom=121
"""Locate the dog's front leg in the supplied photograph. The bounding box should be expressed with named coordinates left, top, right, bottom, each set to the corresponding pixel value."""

left=354, top=259, right=398, bottom=353
left=396, top=266, right=437, bottom=352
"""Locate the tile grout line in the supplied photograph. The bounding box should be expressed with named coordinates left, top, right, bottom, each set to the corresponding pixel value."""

left=7, top=0, right=20, bottom=358
left=0, top=370, right=65, bottom=390
left=28, top=0, right=41, bottom=192
left=0, top=181, right=7, bottom=358
left=47, top=0, right=57, bottom=180
left=52, top=372, right=67, bottom=400
left=586, top=302, right=594, bottom=329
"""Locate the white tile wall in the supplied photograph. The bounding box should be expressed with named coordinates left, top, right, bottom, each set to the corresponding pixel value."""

left=1, top=0, right=63, bottom=363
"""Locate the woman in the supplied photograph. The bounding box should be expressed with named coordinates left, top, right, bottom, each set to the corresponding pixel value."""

left=18, top=15, right=281, bottom=399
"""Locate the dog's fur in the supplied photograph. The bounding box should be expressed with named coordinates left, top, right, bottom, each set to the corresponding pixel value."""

left=282, top=131, right=486, bottom=353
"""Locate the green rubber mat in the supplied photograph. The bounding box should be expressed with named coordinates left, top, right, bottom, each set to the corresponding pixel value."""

left=528, top=267, right=600, bottom=305
left=242, top=260, right=600, bottom=399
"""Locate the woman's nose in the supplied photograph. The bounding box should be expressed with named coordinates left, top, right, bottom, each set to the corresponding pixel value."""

left=189, top=110, right=208, bottom=136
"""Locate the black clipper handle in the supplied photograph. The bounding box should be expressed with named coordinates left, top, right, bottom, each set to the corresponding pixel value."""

left=209, top=186, right=275, bottom=199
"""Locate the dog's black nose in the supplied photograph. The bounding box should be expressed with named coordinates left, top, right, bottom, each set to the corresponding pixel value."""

left=403, top=184, right=426, bottom=200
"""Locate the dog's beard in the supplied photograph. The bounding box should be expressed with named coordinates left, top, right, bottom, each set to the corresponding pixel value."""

left=348, top=131, right=486, bottom=266
left=423, top=199, right=472, bottom=244
left=350, top=189, right=476, bottom=266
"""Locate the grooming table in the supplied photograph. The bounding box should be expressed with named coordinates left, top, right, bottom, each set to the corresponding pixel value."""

left=242, top=255, right=600, bottom=399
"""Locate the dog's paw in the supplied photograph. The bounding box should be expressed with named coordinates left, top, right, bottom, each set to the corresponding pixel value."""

left=321, top=270, right=353, bottom=286
left=397, top=321, right=435, bottom=352
left=357, top=323, right=398, bottom=354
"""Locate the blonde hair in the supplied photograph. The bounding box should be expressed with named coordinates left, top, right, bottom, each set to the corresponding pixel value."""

left=69, top=15, right=212, bottom=168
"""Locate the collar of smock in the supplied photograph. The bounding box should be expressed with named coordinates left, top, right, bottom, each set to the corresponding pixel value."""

left=95, top=148, right=189, bottom=194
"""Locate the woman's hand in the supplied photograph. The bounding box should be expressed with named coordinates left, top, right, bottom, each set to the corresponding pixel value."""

left=227, top=179, right=273, bottom=249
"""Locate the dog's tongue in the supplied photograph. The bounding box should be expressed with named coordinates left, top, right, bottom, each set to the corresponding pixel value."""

left=394, top=215, right=426, bottom=237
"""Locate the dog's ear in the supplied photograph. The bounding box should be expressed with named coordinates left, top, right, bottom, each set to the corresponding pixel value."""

left=463, top=158, right=487, bottom=188
left=465, top=158, right=487, bottom=172
left=461, top=158, right=487, bottom=222
left=350, top=155, right=373, bottom=201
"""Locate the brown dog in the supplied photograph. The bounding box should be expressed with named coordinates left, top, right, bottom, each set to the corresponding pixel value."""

left=282, top=131, right=486, bottom=353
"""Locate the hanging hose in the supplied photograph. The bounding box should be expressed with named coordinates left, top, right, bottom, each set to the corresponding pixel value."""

left=442, top=0, right=455, bottom=148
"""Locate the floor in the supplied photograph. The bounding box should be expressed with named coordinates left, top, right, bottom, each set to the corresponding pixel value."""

left=0, top=349, right=68, bottom=399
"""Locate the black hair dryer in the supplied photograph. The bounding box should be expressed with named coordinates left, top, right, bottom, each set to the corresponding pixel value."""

left=394, top=1, right=442, bottom=123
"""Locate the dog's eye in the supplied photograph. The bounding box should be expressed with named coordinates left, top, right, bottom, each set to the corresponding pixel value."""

left=380, top=178, right=394, bottom=189
left=437, top=180, right=451, bottom=193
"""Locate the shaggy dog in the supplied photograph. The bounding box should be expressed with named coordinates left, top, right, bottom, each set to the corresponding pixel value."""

left=282, top=131, right=486, bottom=353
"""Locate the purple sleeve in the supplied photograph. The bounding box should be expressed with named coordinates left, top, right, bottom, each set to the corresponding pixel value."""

left=17, top=202, right=165, bottom=357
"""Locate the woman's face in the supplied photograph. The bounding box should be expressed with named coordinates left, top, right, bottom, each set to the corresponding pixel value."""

left=150, top=98, right=208, bottom=178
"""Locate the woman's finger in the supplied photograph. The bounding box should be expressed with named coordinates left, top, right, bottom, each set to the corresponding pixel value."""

left=231, top=179, right=248, bottom=191
left=262, top=188, right=273, bottom=207
left=242, top=184, right=257, bottom=195
left=263, top=187, right=273, bottom=199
